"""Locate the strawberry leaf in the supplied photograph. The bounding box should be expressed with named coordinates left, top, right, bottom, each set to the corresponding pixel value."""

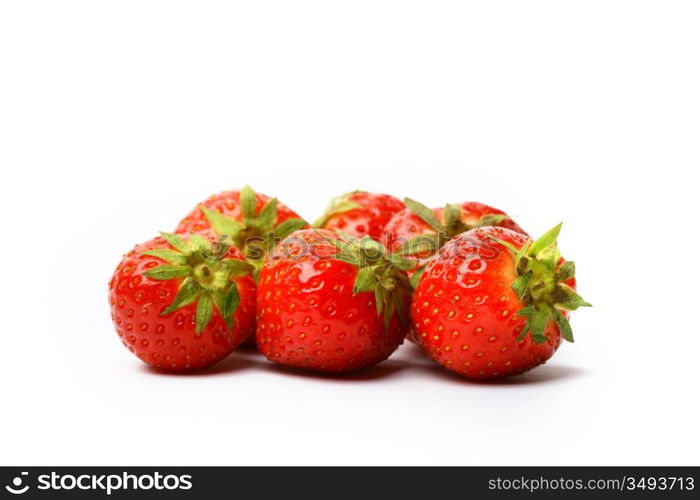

left=312, top=192, right=362, bottom=228
left=200, top=206, right=245, bottom=237
left=214, top=283, right=241, bottom=332
left=239, top=185, right=257, bottom=221
left=195, top=293, right=213, bottom=334
left=486, top=233, right=519, bottom=255
left=514, top=241, right=531, bottom=272
left=222, top=285, right=241, bottom=330
left=531, top=334, right=548, bottom=344
left=254, top=198, right=278, bottom=229
left=143, top=265, right=190, bottom=280
left=375, top=286, right=386, bottom=316
left=336, top=253, right=361, bottom=266
left=443, top=203, right=463, bottom=230
left=555, top=260, right=576, bottom=281
left=188, top=234, right=212, bottom=252
left=142, top=249, right=187, bottom=265
left=554, top=283, right=592, bottom=310
left=551, top=308, right=574, bottom=342
left=399, top=233, right=441, bottom=257
left=511, top=270, right=533, bottom=299
left=160, top=231, right=189, bottom=253
left=358, top=236, right=386, bottom=263
left=409, top=264, right=427, bottom=290
left=224, top=259, right=256, bottom=276
left=404, top=197, right=445, bottom=233
left=476, top=214, right=507, bottom=227
left=353, top=267, right=376, bottom=294
left=273, top=218, right=307, bottom=240
left=319, top=232, right=361, bottom=265
left=161, top=278, right=201, bottom=315
left=388, top=253, right=416, bottom=271
left=538, top=241, right=561, bottom=271
left=529, top=222, right=562, bottom=257
left=516, top=306, right=534, bottom=341
left=531, top=307, right=549, bottom=339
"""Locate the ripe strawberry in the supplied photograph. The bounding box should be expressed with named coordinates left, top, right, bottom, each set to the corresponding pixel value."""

left=313, top=191, right=405, bottom=241
left=384, top=198, right=527, bottom=283
left=109, top=232, right=256, bottom=371
left=175, top=186, right=308, bottom=268
left=411, top=224, right=590, bottom=379
left=256, top=229, right=414, bottom=373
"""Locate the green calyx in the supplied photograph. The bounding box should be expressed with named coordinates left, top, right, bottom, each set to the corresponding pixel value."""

left=400, top=197, right=508, bottom=258
left=489, top=223, right=591, bottom=344
left=200, top=185, right=307, bottom=270
left=312, top=191, right=362, bottom=228
left=320, top=231, right=414, bottom=331
left=142, top=232, right=254, bottom=335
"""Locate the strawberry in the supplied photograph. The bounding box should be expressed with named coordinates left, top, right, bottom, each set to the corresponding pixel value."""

left=313, top=191, right=405, bottom=241
left=109, top=232, right=256, bottom=371
left=176, top=186, right=307, bottom=347
left=384, top=198, right=527, bottom=283
left=175, top=186, right=308, bottom=269
left=411, top=224, right=590, bottom=379
left=256, top=229, right=414, bottom=373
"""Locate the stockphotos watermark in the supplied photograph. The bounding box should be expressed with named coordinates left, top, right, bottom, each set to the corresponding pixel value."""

left=199, top=232, right=505, bottom=264
left=4, top=471, right=192, bottom=495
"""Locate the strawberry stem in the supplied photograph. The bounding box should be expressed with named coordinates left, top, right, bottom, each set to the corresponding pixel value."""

left=200, top=186, right=307, bottom=270
left=143, top=233, right=254, bottom=334
left=487, top=223, right=591, bottom=343
left=318, top=231, right=414, bottom=330
left=400, top=197, right=512, bottom=259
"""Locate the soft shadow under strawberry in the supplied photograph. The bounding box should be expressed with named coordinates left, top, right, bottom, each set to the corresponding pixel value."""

left=138, top=351, right=262, bottom=377
left=258, top=358, right=413, bottom=382
left=415, top=361, right=589, bottom=386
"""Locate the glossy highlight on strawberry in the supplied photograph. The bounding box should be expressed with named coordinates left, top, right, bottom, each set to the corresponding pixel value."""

left=384, top=198, right=527, bottom=280
left=109, top=233, right=257, bottom=371
left=109, top=184, right=591, bottom=379
left=411, top=224, right=589, bottom=379
left=256, top=229, right=412, bottom=373
left=176, top=186, right=308, bottom=267
left=313, top=191, right=405, bottom=241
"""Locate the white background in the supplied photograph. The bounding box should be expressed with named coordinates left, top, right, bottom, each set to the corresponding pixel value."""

left=1, top=1, right=698, bottom=466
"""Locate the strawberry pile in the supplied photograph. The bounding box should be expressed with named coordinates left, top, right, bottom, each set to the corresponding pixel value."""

left=109, top=187, right=590, bottom=379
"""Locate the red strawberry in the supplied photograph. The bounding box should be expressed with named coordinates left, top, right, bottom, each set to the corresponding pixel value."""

left=411, top=224, right=590, bottom=379
left=384, top=198, right=527, bottom=282
left=313, top=191, right=405, bottom=241
left=175, top=185, right=308, bottom=268
left=109, top=232, right=256, bottom=371
left=256, top=229, right=414, bottom=373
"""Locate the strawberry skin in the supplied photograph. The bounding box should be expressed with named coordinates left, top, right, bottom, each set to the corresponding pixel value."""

left=314, top=191, right=405, bottom=241
left=109, top=234, right=256, bottom=370
left=411, top=225, right=588, bottom=379
left=256, top=229, right=411, bottom=373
